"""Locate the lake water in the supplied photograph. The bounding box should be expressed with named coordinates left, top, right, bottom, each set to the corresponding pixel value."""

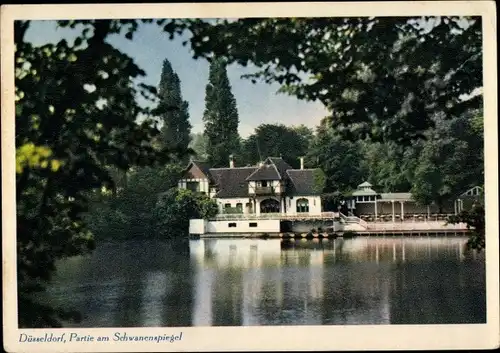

left=42, top=236, right=485, bottom=327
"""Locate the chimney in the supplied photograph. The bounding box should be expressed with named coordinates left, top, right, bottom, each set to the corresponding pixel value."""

left=229, top=154, right=234, bottom=168
left=300, top=157, right=304, bottom=170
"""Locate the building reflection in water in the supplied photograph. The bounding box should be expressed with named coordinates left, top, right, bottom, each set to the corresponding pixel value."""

left=188, top=236, right=480, bottom=326
left=44, top=236, right=483, bottom=327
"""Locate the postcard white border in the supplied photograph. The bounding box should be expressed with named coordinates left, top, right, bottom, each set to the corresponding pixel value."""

left=2, top=1, right=499, bottom=352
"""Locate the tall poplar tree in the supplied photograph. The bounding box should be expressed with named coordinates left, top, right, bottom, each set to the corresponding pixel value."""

left=156, top=58, right=192, bottom=160
left=202, top=58, right=240, bottom=167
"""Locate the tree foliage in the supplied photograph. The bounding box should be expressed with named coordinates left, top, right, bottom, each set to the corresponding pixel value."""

left=189, top=132, right=209, bottom=160
left=84, top=164, right=183, bottom=240
left=312, top=168, right=327, bottom=194
left=203, top=58, right=241, bottom=167
left=360, top=140, right=422, bottom=192
left=15, top=19, right=190, bottom=328
left=448, top=202, right=485, bottom=251
left=307, top=118, right=366, bottom=192
left=184, top=17, right=482, bottom=144
left=154, top=188, right=218, bottom=238
left=321, top=191, right=350, bottom=212
left=154, top=58, right=192, bottom=160
left=411, top=110, right=483, bottom=208
left=241, top=123, right=312, bottom=168
left=14, top=16, right=487, bottom=329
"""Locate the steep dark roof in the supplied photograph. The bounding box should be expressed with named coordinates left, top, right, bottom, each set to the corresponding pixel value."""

left=182, top=156, right=319, bottom=198
left=245, top=157, right=293, bottom=181
left=267, top=157, right=293, bottom=179
left=245, top=163, right=281, bottom=181
left=191, top=160, right=212, bottom=178
left=286, top=169, right=320, bottom=196
left=209, top=167, right=257, bottom=198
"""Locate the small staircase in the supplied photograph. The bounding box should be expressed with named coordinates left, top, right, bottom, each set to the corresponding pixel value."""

left=339, top=212, right=368, bottom=230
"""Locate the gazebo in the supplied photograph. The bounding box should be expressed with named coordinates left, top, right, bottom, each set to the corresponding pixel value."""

left=348, top=182, right=428, bottom=222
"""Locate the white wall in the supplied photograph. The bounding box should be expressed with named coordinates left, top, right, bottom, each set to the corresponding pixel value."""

left=272, top=180, right=283, bottom=193
left=213, top=195, right=322, bottom=215
left=285, top=196, right=322, bottom=215
left=343, top=223, right=366, bottom=231
left=205, top=219, right=281, bottom=233
left=248, top=181, right=256, bottom=195
left=189, top=219, right=206, bottom=234
left=201, top=180, right=209, bottom=193
left=217, top=197, right=253, bottom=213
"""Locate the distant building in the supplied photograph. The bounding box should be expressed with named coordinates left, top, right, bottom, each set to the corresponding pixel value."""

left=347, top=181, right=483, bottom=221
left=178, top=156, right=323, bottom=216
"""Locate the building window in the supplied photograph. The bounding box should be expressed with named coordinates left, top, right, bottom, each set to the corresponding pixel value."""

left=228, top=223, right=237, bottom=228
left=296, top=198, right=309, bottom=213
left=249, top=222, right=258, bottom=227
left=225, top=203, right=231, bottom=210
left=261, top=180, right=268, bottom=187
left=260, top=198, right=280, bottom=213
left=186, top=181, right=199, bottom=192
left=236, top=203, right=243, bottom=213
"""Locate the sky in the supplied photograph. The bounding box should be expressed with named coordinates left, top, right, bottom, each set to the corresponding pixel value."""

left=24, top=21, right=330, bottom=138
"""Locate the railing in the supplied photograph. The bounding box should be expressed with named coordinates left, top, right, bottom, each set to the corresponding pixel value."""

left=339, top=213, right=469, bottom=231
left=364, top=221, right=469, bottom=231
left=213, top=213, right=277, bottom=221
left=211, top=212, right=339, bottom=221
left=207, top=213, right=469, bottom=231
left=251, top=186, right=276, bottom=195
left=339, top=212, right=368, bottom=229
left=359, top=213, right=457, bottom=223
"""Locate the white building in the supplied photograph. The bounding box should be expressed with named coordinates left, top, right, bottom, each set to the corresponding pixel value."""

left=178, top=156, right=323, bottom=217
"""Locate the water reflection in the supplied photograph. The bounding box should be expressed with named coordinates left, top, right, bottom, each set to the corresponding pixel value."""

left=190, top=237, right=485, bottom=325
left=40, top=236, right=485, bottom=328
